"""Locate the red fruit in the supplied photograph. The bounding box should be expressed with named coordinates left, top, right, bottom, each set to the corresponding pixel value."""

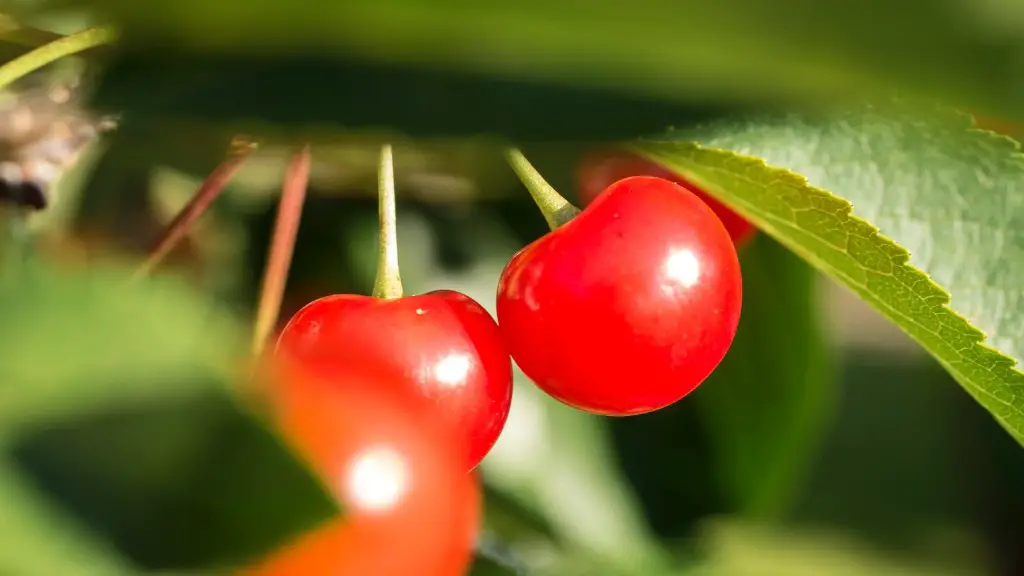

left=276, top=289, right=513, bottom=470
left=577, top=149, right=756, bottom=247
left=241, top=362, right=480, bottom=576
left=497, top=175, right=743, bottom=415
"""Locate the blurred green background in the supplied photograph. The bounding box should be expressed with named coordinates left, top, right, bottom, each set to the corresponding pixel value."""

left=4, top=129, right=1020, bottom=575
left=2, top=1, right=1024, bottom=575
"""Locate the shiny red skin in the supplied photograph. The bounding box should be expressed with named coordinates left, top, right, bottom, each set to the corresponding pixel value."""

left=243, top=362, right=480, bottom=576
left=577, top=149, right=757, bottom=247
left=275, top=289, right=513, bottom=471
left=497, top=175, right=743, bottom=415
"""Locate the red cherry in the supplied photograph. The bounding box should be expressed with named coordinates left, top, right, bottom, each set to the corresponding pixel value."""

left=241, top=362, right=480, bottom=576
left=497, top=174, right=742, bottom=415
left=577, top=149, right=757, bottom=247
left=275, top=145, right=512, bottom=471
left=275, top=290, right=513, bottom=470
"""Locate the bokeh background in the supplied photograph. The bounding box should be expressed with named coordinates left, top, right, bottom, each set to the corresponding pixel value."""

left=2, top=1, right=1024, bottom=575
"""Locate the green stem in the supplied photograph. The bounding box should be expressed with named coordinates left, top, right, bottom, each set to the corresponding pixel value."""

left=0, top=25, right=117, bottom=91
left=504, top=147, right=580, bottom=230
left=371, top=144, right=403, bottom=299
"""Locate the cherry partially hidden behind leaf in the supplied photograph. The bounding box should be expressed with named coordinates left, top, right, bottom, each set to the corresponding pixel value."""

left=577, top=148, right=757, bottom=247
left=240, top=361, right=480, bottom=576
left=498, top=162, right=743, bottom=415
left=276, top=145, right=512, bottom=471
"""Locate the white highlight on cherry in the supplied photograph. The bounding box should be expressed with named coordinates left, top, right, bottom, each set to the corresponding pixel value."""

left=663, top=249, right=701, bottom=289
left=434, top=353, right=472, bottom=388
left=346, top=445, right=410, bottom=513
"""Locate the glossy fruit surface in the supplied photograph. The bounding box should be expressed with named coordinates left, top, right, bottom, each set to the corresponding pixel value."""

left=577, top=149, right=756, bottom=247
left=497, top=175, right=743, bottom=415
left=242, top=361, right=480, bottom=576
left=275, top=289, right=512, bottom=470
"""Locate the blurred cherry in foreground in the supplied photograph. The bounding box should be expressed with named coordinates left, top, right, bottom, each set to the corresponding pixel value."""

left=240, top=360, right=480, bottom=576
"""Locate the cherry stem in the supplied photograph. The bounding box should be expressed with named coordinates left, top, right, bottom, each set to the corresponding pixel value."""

left=371, top=144, right=403, bottom=300
left=133, top=139, right=254, bottom=280
left=251, top=145, right=312, bottom=358
left=504, top=147, right=580, bottom=230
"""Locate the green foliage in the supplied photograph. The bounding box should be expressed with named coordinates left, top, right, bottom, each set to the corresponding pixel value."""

left=692, top=236, right=834, bottom=517
left=0, top=258, right=339, bottom=573
left=0, top=467, right=136, bottom=576
left=1, top=0, right=1022, bottom=573
left=634, top=100, right=1024, bottom=445
left=0, top=261, right=237, bottom=432
left=690, top=519, right=981, bottom=576
left=481, top=372, right=670, bottom=575
left=64, top=0, right=1024, bottom=123
left=87, top=51, right=734, bottom=141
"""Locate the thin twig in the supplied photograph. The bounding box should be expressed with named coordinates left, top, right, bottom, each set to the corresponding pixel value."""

left=251, top=145, right=311, bottom=358
left=133, top=144, right=254, bottom=280
left=0, top=26, right=117, bottom=91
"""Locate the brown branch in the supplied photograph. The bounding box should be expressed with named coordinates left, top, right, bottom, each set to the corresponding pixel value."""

left=133, top=142, right=254, bottom=280
left=251, top=145, right=312, bottom=358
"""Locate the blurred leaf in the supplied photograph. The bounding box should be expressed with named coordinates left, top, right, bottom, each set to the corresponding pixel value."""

left=10, top=390, right=339, bottom=572
left=692, top=236, right=834, bottom=517
left=87, top=51, right=739, bottom=141
left=469, top=555, right=520, bottom=576
left=67, top=0, right=1024, bottom=125
left=482, top=370, right=671, bottom=575
left=0, top=260, right=240, bottom=432
left=634, top=99, right=1024, bottom=446
left=481, top=486, right=561, bottom=550
left=689, top=518, right=986, bottom=576
left=0, top=15, right=63, bottom=48
left=794, top=353, right=984, bottom=555
left=0, top=463, right=137, bottom=576
left=470, top=531, right=532, bottom=576
left=0, top=259, right=339, bottom=571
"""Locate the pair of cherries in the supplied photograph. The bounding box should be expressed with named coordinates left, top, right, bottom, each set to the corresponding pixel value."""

left=244, top=148, right=748, bottom=575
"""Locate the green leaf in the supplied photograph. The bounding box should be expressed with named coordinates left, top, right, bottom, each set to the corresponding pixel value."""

left=692, top=236, right=835, bottom=517
left=689, top=518, right=985, bottom=576
left=482, top=372, right=671, bottom=575
left=9, top=391, right=338, bottom=572
left=0, top=463, right=138, bottom=576
left=0, top=260, right=339, bottom=571
left=470, top=532, right=530, bottom=576
left=469, top=555, right=520, bottom=576
left=0, top=260, right=240, bottom=432
left=632, top=99, right=1024, bottom=445
left=87, top=51, right=736, bottom=141
left=64, top=0, right=1024, bottom=127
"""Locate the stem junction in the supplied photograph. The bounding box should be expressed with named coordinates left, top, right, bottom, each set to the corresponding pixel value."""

left=504, top=147, right=580, bottom=230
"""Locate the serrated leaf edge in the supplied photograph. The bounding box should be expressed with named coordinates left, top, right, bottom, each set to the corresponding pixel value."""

left=630, top=138, right=1024, bottom=444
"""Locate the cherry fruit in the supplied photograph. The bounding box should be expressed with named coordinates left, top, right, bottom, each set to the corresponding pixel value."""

left=577, top=148, right=756, bottom=247
left=277, top=290, right=512, bottom=470
left=241, top=360, right=480, bottom=576
left=497, top=151, right=742, bottom=415
left=275, top=146, right=512, bottom=470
